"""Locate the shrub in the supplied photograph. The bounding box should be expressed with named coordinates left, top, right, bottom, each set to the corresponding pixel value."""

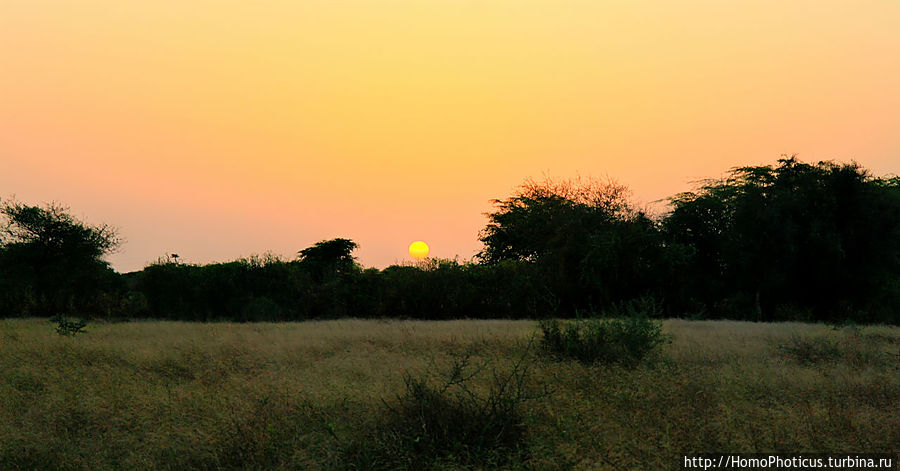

left=539, top=314, right=668, bottom=366
left=777, top=335, right=841, bottom=365
left=778, top=329, right=896, bottom=368
left=342, top=350, right=537, bottom=470
left=51, top=315, right=87, bottom=336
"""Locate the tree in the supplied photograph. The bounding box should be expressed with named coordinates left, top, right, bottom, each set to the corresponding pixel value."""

left=297, top=238, right=360, bottom=281
left=479, top=176, right=631, bottom=264
left=665, top=157, right=900, bottom=322
left=478, top=176, right=671, bottom=313
left=0, top=199, right=122, bottom=317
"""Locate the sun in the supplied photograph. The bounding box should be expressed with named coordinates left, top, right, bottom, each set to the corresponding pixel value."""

left=408, top=241, right=430, bottom=259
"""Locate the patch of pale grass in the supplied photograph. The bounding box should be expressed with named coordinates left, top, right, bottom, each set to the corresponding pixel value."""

left=0, top=318, right=897, bottom=470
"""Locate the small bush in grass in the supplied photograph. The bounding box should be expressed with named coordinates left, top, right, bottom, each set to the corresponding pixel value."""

left=539, top=314, right=669, bottom=366
left=777, top=335, right=841, bottom=365
left=50, top=315, right=87, bottom=336
left=778, top=330, right=896, bottom=368
left=342, top=349, right=538, bottom=470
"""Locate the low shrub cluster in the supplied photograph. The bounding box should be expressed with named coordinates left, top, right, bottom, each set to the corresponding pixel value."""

left=777, top=335, right=842, bottom=365
left=50, top=315, right=87, bottom=336
left=121, top=257, right=551, bottom=321
left=777, top=329, right=899, bottom=368
left=539, top=313, right=669, bottom=366
left=341, top=351, right=538, bottom=470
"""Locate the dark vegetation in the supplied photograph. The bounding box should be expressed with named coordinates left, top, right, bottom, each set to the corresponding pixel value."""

left=777, top=329, right=899, bottom=368
left=2, top=156, right=899, bottom=324
left=0, top=200, right=122, bottom=320
left=50, top=315, right=88, bottom=337
left=539, top=314, right=669, bottom=366
left=341, top=350, right=538, bottom=470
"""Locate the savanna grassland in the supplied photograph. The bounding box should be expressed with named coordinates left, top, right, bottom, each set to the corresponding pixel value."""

left=1, top=319, right=898, bottom=470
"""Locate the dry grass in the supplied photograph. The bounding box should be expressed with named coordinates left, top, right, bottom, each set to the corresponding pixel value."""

left=0, top=318, right=897, bottom=470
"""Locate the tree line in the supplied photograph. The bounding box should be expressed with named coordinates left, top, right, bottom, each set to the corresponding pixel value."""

left=2, top=156, right=899, bottom=323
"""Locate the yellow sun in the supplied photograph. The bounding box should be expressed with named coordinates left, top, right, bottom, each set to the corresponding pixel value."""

left=408, top=241, right=430, bottom=259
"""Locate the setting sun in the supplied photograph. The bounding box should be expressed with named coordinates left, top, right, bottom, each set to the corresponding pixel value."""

left=408, top=241, right=430, bottom=260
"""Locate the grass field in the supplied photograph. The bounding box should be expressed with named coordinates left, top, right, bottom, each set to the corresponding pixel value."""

left=1, top=318, right=898, bottom=470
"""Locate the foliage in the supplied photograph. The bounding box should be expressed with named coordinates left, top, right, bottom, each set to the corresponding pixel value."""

left=479, top=176, right=632, bottom=264
left=0, top=199, right=122, bottom=318
left=777, top=335, right=842, bottom=365
left=342, top=349, right=538, bottom=470
left=126, top=254, right=554, bottom=321
left=539, top=312, right=669, bottom=366
left=478, top=176, right=684, bottom=314
left=130, top=256, right=305, bottom=321
left=0, top=200, right=121, bottom=257
left=4, top=156, right=900, bottom=325
left=298, top=238, right=360, bottom=281
left=777, top=329, right=897, bottom=368
left=666, top=156, right=900, bottom=322
left=50, top=315, right=87, bottom=336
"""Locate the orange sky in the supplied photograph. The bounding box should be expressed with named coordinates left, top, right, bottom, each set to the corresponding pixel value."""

left=2, top=0, right=899, bottom=272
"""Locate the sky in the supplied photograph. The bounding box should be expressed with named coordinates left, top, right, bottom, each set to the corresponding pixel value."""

left=2, top=0, right=899, bottom=272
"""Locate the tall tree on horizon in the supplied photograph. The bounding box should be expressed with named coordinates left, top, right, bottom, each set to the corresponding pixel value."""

left=0, top=199, right=122, bottom=317
left=666, top=156, right=900, bottom=322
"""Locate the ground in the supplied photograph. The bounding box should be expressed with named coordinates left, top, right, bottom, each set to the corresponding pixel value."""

left=1, top=318, right=897, bottom=470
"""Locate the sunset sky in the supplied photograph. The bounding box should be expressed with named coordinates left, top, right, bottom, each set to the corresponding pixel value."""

left=2, top=0, right=899, bottom=272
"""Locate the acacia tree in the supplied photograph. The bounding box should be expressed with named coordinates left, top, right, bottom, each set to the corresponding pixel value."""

left=297, top=238, right=359, bottom=279
left=0, top=199, right=122, bottom=317
left=665, top=157, right=900, bottom=322
left=298, top=238, right=358, bottom=261
left=478, top=176, right=674, bottom=314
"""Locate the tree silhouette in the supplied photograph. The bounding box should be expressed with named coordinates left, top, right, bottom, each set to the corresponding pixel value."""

left=298, top=238, right=359, bottom=281
left=666, top=156, right=900, bottom=321
left=478, top=176, right=675, bottom=313
left=0, top=199, right=121, bottom=317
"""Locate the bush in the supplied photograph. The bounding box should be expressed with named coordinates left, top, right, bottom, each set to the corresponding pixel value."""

left=51, top=315, right=87, bottom=336
left=777, top=329, right=896, bottom=368
left=777, top=335, right=841, bottom=365
left=539, top=314, right=669, bottom=366
left=342, top=350, right=537, bottom=470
